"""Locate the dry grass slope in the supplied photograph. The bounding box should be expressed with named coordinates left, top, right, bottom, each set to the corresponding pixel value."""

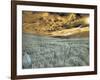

left=22, top=11, right=89, bottom=38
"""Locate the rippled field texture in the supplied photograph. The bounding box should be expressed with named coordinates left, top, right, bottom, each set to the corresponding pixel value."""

left=22, top=33, right=89, bottom=69
left=22, top=11, right=89, bottom=69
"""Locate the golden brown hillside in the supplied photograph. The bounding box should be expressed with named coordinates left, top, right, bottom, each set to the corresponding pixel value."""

left=22, top=11, right=89, bottom=37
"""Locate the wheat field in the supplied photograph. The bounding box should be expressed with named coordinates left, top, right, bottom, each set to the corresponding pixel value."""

left=22, top=33, right=89, bottom=69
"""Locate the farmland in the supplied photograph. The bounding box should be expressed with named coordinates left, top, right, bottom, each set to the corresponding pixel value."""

left=22, top=33, right=89, bottom=69
left=22, top=11, right=89, bottom=69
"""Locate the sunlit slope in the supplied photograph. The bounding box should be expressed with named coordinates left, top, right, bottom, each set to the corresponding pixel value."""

left=22, top=12, right=89, bottom=37
left=50, top=27, right=89, bottom=38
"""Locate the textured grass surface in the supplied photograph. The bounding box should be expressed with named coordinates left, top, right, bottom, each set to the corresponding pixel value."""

left=22, top=33, right=89, bottom=69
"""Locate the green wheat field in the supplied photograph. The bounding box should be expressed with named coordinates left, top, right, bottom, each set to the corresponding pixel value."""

left=22, top=33, right=89, bottom=69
